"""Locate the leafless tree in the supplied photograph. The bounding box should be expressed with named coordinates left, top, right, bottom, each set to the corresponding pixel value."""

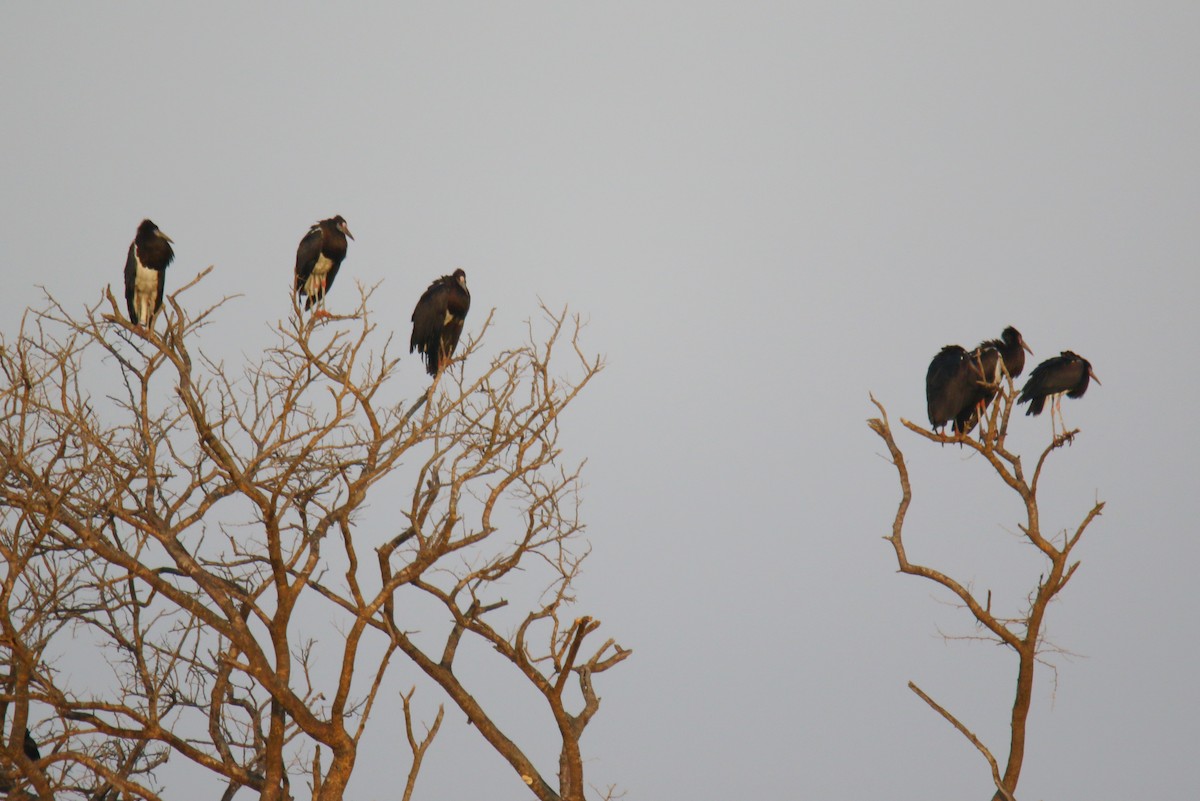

left=0, top=271, right=629, bottom=801
left=868, top=381, right=1103, bottom=801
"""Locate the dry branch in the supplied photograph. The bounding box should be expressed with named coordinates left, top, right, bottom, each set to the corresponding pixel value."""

left=868, top=388, right=1103, bottom=799
left=0, top=280, right=626, bottom=801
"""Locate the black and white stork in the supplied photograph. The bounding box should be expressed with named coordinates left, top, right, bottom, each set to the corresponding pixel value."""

left=123, top=219, right=175, bottom=326
left=1017, top=351, right=1100, bottom=436
left=294, top=216, right=353, bottom=315
left=926, top=344, right=976, bottom=435
left=410, top=269, right=470, bottom=376
left=955, top=326, right=1034, bottom=434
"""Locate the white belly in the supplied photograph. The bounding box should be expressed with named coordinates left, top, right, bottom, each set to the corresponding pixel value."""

left=134, top=261, right=160, bottom=323
left=304, top=254, right=334, bottom=297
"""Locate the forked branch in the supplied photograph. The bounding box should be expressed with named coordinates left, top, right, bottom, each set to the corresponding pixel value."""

left=868, top=390, right=1103, bottom=800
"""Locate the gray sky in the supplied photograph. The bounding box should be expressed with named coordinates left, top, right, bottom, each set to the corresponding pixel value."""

left=3, top=4, right=1198, bottom=799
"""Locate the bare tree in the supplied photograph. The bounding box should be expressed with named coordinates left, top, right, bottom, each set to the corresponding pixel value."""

left=0, top=271, right=629, bottom=801
left=867, top=382, right=1103, bottom=801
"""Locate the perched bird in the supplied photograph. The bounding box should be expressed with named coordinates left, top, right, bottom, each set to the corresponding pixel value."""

left=955, top=326, right=1034, bottom=434
left=926, top=344, right=976, bottom=435
left=294, top=216, right=353, bottom=314
left=1018, top=351, right=1100, bottom=435
left=23, top=728, right=40, bottom=762
left=410, top=269, right=471, bottom=376
left=124, top=219, right=175, bottom=326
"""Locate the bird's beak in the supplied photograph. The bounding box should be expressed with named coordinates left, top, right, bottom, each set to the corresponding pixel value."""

left=1089, top=368, right=1101, bottom=385
left=342, top=223, right=354, bottom=240
left=157, top=231, right=173, bottom=244
left=1022, top=339, right=1033, bottom=355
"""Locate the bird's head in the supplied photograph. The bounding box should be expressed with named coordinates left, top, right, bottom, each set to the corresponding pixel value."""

left=140, top=218, right=173, bottom=243
left=332, top=215, right=354, bottom=240
left=1063, top=351, right=1101, bottom=385
left=453, top=268, right=467, bottom=289
left=1004, top=326, right=1033, bottom=355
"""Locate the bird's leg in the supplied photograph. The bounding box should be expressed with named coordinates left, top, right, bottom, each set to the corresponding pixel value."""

left=1056, top=396, right=1074, bottom=442
left=313, top=278, right=331, bottom=320
left=1052, top=395, right=1072, bottom=441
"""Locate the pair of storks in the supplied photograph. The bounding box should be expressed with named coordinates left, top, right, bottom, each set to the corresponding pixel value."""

left=123, top=217, right=469, bottom=376
left=927, top=327, right=1100, bottom=437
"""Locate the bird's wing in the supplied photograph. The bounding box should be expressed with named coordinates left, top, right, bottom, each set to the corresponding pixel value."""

left=410, top=280, right=448, bottom=352
left=294, top=227, right=322, bottom=290
left=1017, top=361, right=1051, bottom=403
left=155, top=258, right=167, bottom=315
left=926, top=349, right=960, bottom=423
left=926, top=349, right=960, bottom=398
left=124, top=242, right=138, bottom=320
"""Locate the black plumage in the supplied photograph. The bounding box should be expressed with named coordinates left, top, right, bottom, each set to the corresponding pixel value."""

left=1018, top=351, right=1100, bottom=419
left=23, top=728, right=40, bottom=762
left=294, top=216, right=353, bottom=313
left=410, top=269, right=471, bottom=376
left=123, top=219, right=175, bottom=326
left=954, top=326, right=1033, bottom=434
left=926, top=345, right=976, bottom=434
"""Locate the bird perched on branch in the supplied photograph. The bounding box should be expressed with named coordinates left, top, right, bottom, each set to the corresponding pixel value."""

left=955, top=326, right=1033, bottom=434
left=410, top=269, right=471, bottom=376
left=124, top=219, right=175, bottom=326
left=23, top=728, right=40, bottom=762
left=1018, top=351, right=1100, bottom=436
left=926, top=344, right=975, bottom=435
left=294, top=215, right=353, bottom=315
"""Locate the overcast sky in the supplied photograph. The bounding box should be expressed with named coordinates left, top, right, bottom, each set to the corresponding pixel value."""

left=3, top=4, right=1198, bottom=799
